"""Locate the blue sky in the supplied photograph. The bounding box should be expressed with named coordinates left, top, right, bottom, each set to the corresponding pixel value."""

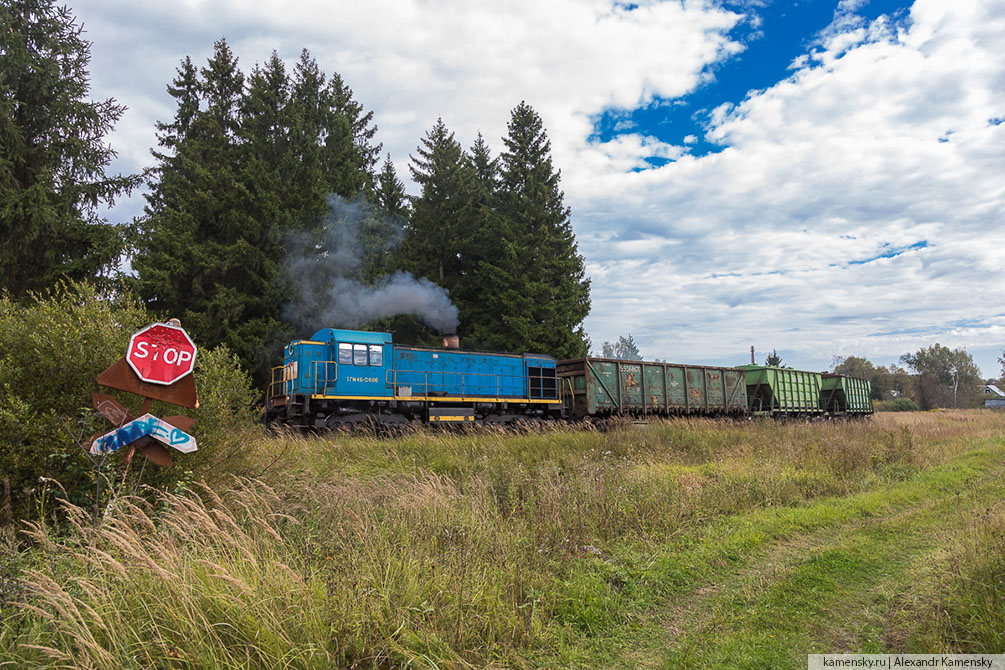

left=593, top=0, right=915, bottom=160
left=73, top=0, right=1005, bottom=376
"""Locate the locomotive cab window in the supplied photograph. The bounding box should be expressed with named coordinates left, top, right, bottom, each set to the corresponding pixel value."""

left=369, top=345, right=383, bottom=366
left=353, top=344, right=368, bottom=366
left=338, top=343, right=352, bottom=365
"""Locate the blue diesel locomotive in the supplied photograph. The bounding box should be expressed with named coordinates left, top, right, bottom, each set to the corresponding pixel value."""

left=266, top=329, right=562, bottom=428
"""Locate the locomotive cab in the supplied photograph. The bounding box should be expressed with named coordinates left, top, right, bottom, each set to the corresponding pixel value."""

left=266, top=329, right=393, bottom=427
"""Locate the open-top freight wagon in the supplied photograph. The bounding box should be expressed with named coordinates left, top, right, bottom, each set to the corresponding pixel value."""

left=740, top=365, right=873, bottom=417
left=556, top=357, right=748, bottom=420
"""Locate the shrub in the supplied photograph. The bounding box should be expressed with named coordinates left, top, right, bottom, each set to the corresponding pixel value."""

left=875, top=397, right=919, bottom=412
left=172, top=345, right=260, bottom=484
left=0, top=283, right=260, bottom=521
left=0, top=282, right=150, bottom=518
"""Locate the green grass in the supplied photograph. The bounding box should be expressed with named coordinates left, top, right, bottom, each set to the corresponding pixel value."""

left=2, top=411, right=1003, bottom=668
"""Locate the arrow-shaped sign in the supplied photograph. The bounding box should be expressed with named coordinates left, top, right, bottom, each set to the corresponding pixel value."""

left=90, top=413, right=198, bottom=455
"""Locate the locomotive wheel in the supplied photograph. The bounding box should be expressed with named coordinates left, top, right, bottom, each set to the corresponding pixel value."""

left=325, top=413, right=375, bottom=433
left=375, top=413, right=413, bottom=437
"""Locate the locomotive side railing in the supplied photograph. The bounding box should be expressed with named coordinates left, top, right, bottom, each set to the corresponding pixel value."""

left=268, top=360, right=338, bottom=398
left=309, top=360, right=338, bottom=396
left=268, top=366, right=285, bottom=400
left=385, top=369, right=560, bottom=401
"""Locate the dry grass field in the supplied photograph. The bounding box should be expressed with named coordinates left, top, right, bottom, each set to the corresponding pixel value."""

left=2, top=410, right=1003, bottom=668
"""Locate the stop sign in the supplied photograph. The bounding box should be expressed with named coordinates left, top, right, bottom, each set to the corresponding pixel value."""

left=126, top=323, right=198, bottom=385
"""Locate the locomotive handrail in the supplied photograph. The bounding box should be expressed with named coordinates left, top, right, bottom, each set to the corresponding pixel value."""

left=385, top=369, right=559, bottom=401
left=308, top=360, right=338, bottom=396
left=268, top=366, right=285, bottom=400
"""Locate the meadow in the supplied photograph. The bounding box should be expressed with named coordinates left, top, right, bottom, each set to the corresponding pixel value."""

left=2, top=411, right=1003, bottom=668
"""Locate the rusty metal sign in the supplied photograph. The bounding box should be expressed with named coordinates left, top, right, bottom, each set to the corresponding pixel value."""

left=89, top=322, right=201, bottom=467
left=96, top=358, right=199, bottom=409
left=90, top=414, right=197, bottom=455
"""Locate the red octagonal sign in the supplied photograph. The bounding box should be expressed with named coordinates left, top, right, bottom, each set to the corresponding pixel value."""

left=126, top=323, right=198, bottom=386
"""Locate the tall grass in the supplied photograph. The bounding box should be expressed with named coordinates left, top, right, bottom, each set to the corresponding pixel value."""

left=920, top=502, right=1005, bottom=652
left=2, top=411, right=1002, bottom=668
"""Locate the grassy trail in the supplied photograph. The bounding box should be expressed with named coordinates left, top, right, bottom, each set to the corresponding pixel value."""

left=589, top=441, right=1005, bottom=669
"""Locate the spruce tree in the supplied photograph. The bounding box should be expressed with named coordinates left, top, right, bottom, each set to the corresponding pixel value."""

left=392, top=119, right=480, bottom=345
left=134, top=39, right=285, bottom=379
left=374, top=154, right=409, bottom=221
left=494, top=102, right=590, bottom=358
left=284, top=50, right=330, bottom=229
left=0, top=0, right=139, bottom=296
left=403, top=119, right=477, bottom=288
left=454, top=133, right=513, bottom=351
left=327, top=72, right=381, bottom=191
left=468, top=132, right=499, bottom=192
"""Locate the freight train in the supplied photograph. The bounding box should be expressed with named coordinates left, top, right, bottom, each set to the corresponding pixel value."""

left=265, top=328, right=873, bottom=429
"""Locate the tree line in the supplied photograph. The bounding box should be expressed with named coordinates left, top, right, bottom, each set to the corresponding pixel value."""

left=0, top=0, right=590, bottom=384
left=833, top=343, right=988, bottom=410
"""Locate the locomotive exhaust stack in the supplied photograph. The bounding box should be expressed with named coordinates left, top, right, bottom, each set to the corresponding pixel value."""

left=443, top=334, right=459, bottom=350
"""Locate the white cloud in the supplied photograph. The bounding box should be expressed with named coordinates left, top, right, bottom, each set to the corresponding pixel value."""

left=576, top=0, right=1005, bottom=372
left=77, top=0, right=742, bottom=178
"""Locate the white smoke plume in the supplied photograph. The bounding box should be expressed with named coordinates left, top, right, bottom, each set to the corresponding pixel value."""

left=282, top=195, right=460, bottom=334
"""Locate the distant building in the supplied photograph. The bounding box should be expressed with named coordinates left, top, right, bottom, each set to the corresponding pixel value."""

left=985, top=385, right=1005, bottom=409
left=985, top=384, right=1004, bottom=396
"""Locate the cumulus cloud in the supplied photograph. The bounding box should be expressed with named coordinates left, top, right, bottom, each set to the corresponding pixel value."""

left=576, top=0, right=1005, bottom=372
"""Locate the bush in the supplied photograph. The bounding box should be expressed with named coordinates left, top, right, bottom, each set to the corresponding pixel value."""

left=0, top=282, right=150, bottom=518
left=875, top=397, right=919, bottom=412
left=171, top=345, right=260, bottom=484
left=0, top=282, right=259, bottom=521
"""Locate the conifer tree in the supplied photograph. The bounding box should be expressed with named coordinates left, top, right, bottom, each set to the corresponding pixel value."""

left=134, top=39, right=285, bottom=378
left=468, top=132, right=499, bottom=194
left=328, top=72, right=381, bottom=190
left=492, top=102, right=590, bottom=358
left=0, top=0, right=139, bottom=296
left=403, top=119, right=477, bottom=288
left=374, top=154, right=409, bottom=221
left=455, top=133, right=513, bottom=350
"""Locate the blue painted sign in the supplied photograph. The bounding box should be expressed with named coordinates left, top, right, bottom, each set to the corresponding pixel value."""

left=89, top=413, right=198, bottom=455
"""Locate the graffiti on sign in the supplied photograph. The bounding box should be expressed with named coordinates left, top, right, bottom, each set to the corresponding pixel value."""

left=90, top=414, right=198, bottom=455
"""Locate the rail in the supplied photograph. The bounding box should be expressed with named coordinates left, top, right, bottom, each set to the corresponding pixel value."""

left=268, top=366, right=284, bottom=400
